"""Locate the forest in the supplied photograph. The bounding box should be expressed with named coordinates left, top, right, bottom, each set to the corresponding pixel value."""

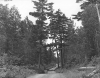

left=0, top=0, right=100, bottom=77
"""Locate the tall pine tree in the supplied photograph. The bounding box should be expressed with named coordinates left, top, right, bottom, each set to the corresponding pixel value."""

left=29, top=0, right=53, bottom=69
left=49, top=9, right=74, bottom=68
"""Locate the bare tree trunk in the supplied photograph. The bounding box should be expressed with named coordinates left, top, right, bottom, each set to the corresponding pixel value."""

left=61, top=48, right=63, bottom=68
left=38, top=40, right=42, bottom=69
left=55, top=40, right=59, bottom=68
left=38, top=51, right=41, bottom=69
left=57, top=51, right=59, bottom=68
left=60, top=36, right=63, bottom=68
left=95, top=3, right=100, bottom=54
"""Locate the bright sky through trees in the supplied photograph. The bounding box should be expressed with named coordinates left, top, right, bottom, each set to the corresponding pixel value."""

left=0, top=0, right=82, bottom=27
left=0, top=0, right=82, bottom=44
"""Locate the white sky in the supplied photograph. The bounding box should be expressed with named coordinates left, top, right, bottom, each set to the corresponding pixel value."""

left=0, top=0, right=82, bottom=44
left=0, top=0, right=82, bottom=27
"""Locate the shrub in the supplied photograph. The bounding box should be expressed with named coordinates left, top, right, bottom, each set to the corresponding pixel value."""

left=1, top=65, right=36, bottom=78
left=88, top=56, right=100, bottom=66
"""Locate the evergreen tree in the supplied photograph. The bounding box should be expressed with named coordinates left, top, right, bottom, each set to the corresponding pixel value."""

left=29, top=0, right=53, bottom=69
left=49, top=9, right=74, bottom=68
left=73, top=0, right=100, bottom=61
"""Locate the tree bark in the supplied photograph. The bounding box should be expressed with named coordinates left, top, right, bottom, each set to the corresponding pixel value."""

left=38, top=51, right=41, bottom=69
left=38, top=40, right=42, bottom=69
left=60, top=36, right=63, bottom=68
left=57, top=51, right=59, bottom=68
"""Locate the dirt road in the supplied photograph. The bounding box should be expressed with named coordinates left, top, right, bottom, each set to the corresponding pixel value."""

left=27, top=64, right=84, bottom=78
left=27, top=73, right=66, bottom=78
left=27, top=70, right=84, bottom=78
left=27, top=69, right=67, bottom=78
left=27, top=66, right=100, bottom=78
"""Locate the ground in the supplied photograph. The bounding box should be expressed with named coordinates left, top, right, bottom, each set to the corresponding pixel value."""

left=27, top=68, right=85, bottom=78
left=27, top=65, right=100, bottom=78
left=0, top=64, right=99, bottom=78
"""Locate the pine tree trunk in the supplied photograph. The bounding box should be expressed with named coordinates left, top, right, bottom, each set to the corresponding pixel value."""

left=60, top=36, right=63, bottom=68
left=61, top=49, right=63, bottom=68
left=38, top=40, right=42, bottom=69
left=62, top=47, right=65, bottom=67
left=50, top=47, right=52, bottom=63
left=55, top=40, right=59, bottom=68
left=5, top=39, right=9, bottom=54
left=38, top=51, right=41, bottom=69
left=57, top=51, right=59, bottom=68
left=95, top=4, right=100, bottom=55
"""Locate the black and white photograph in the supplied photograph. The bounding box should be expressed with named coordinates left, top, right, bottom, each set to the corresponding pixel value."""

left=0, top=0, right=100, bottom=78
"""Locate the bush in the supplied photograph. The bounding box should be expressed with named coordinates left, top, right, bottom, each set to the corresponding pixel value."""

left=2, top=65, right=36, bottom=78
left=88, top=56, right=100, bottom=66
left=65, top=54, right=82, bottom=69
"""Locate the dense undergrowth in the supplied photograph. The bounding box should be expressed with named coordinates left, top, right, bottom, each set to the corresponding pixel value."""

left=0, top=65, right=36, bottom=78
left=80, top=56, right=100, bottom=78
left=1, top=56, right=100, bottom=78
left=0, top=63, right=56, bottom=78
